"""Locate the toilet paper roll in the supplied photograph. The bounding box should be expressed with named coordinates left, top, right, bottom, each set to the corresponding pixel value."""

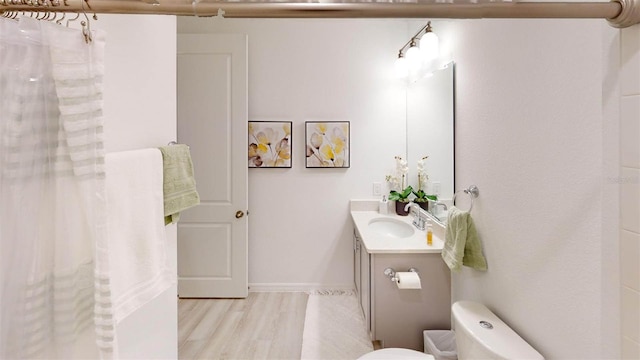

left=395, top=271, right=422, bottom=289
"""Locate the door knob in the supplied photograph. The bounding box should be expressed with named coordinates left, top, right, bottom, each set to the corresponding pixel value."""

left=235, top=210, right=244, bottom=219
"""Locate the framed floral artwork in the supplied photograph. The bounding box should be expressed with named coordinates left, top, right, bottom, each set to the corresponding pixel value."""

left=305, top=121, right=350, bottom=168
left=248, top=121, right=292, bottom=168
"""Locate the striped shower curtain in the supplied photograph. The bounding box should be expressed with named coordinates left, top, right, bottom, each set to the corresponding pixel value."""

left=0, top=16, right=113, bottom=358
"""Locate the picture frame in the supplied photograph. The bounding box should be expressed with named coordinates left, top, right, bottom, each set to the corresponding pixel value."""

left=248, top=121, right=292, bottom=168
left=305, top=121, right=350, bottom=168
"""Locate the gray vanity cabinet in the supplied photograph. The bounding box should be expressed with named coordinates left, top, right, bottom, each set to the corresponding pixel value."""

left=353, top=229, right=371, bottom=335
left=353, top=228, right=451, bottom=352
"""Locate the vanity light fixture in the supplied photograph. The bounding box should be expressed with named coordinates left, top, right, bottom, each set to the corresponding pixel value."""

left=405, top=39, right=422, bottom=71
left=394, top=51, right=409, bottom=78
left=394, top=20, right=439, bottom=78
left=420, top=22, right=439, bottom=60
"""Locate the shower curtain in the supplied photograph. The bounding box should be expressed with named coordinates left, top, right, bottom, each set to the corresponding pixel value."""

left=0, top=16, right=112, bottom=359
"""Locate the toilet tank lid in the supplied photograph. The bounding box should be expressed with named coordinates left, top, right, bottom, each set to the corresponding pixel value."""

left=452, top=301, right=544, bottom=360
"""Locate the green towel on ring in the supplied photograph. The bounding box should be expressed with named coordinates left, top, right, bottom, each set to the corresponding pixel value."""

left=441, top=206, right=487, bottom=272
left=158, top=144, right=200, bottom=225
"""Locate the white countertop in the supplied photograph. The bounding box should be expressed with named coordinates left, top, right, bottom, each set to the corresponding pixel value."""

left=350, top=200, right=446, bottom=254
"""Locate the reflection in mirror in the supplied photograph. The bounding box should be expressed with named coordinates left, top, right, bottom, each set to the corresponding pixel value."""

left=406, top=62, right=454, bottom=224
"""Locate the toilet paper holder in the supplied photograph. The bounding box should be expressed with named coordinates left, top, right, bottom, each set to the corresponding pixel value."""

left=383, top=267, right=418, bottom=282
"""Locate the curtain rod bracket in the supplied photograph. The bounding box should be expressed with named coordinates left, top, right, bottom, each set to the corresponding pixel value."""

left=608, top=0, right=640, bottom=27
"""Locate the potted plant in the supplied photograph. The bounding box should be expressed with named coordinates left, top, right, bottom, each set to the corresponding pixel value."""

left=389, top=185, right=413, bottom=216
left=386, top=156, right=413, bottom=216
left=412, top=188, right=438, bottom=211
left=413, top=156, right=437, bottom=211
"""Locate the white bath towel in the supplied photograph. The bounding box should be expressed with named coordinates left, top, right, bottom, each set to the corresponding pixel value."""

left=105, top=149, right=174, bottom=324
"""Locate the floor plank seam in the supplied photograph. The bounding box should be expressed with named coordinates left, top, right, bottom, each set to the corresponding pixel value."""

left=304, top=289, right=356, bottom=296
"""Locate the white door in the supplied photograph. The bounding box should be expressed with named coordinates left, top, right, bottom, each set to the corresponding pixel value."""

left=176, top=34, right=248, bottom=298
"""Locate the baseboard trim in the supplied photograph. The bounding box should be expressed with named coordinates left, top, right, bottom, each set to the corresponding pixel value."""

left=248, top=283, right=354, bottom=293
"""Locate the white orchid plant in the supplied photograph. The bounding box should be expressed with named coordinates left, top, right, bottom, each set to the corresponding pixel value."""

left=386, top=156, right=413, bottom=203
left=385, top=155, right=438, bottom=204
left=413, top=156, right=438, bottom=203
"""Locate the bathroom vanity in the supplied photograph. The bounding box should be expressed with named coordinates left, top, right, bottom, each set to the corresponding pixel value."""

left=350, top=60, right=454, bottom=353
left=351, top=200, right=451, bottom=352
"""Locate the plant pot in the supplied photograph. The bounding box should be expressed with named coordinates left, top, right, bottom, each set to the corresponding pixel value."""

left=395, top=201, right=410, bottom=216
left=417, top=201, right=429, bottom=212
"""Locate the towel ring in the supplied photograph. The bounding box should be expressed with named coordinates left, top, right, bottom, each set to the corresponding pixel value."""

left=452, top=185, right=479, bottom=212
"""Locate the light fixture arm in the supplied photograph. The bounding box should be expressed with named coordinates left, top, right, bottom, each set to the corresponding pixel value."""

left=397, top=20, right=432, bottom=55
left=425, top=21, right=433, bottom=34
left=394, top=19, right=440, bottom=78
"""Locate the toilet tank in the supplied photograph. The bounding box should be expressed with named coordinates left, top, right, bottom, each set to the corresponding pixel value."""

left=452, top=301, right=544, bottom=360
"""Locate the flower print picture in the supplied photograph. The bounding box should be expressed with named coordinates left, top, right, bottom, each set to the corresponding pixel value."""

left=248, top=121, right=292, bottom=168
left=305, top=121, right=350, bottom=168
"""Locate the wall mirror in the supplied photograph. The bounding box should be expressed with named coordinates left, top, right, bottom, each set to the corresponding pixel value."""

left=406, top=62, right=455, bottom=223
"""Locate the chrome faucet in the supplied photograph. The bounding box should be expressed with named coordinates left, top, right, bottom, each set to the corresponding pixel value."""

left=404, top=202, right=426, bottom=230
left=404, top=201, right=418, bottom=213
left=432, top=201, right=448, bottom=212
left=425, top=198, right=447, bottom=216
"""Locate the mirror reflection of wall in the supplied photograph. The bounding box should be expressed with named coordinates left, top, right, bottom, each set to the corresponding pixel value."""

left=406, top=62, right=454, bottom=221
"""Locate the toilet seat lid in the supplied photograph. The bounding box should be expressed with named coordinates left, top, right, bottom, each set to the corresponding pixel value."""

left=357, top=348, right=435, bottom=359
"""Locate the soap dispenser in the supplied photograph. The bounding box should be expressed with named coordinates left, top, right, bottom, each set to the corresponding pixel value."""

left=426, top=221, right=433, bottom=246
left=379, top=196, right=388, bottom=214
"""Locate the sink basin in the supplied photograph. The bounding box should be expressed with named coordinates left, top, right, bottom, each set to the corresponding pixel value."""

left=367, top=217, right=415, bottom=238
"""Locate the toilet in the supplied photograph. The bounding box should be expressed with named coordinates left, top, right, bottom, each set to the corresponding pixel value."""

left=357, top=300, right=544, bottom=360
left=452, top=300, right=544, bottom=359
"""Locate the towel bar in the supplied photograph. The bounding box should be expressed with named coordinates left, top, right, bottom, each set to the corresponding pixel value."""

left=452, top=185, right=479, bottom=212
left=167, top=141, right=189, bottom=148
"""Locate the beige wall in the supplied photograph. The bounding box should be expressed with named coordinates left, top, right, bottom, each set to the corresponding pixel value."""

left=620, top=24, right=640, bottom=360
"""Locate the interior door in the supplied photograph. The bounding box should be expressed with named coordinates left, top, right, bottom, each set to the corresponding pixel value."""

left=176, top=34, right=248, bottom=298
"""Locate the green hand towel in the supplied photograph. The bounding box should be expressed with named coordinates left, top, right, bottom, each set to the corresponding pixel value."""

left=159, top=144, right=200, bottom=225
left=441, top=206, right=487, bottom=272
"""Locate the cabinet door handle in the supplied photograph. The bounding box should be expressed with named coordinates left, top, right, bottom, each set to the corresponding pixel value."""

left=235, top=210, right=245, bottom=219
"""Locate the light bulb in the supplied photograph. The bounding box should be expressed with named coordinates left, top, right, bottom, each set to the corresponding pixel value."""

left=420, top=31, right=439, bottom=60
left=394, top=56, right=408, bottom=78
left=405, top=44, right=422, bottom=71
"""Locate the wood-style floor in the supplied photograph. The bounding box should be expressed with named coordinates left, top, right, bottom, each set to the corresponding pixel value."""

left=178, top=292, right=309, bottom=360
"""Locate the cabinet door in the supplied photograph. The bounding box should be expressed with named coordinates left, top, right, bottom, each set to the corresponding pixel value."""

left=371, top=253, right=452, bottom=351
left=360, top=245, right=371, bottom=333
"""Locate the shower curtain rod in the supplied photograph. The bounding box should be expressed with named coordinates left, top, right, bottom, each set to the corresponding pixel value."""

left=1, top=0, right=638, bottom=27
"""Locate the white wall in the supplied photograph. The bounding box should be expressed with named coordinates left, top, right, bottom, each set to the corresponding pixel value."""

left=93, top=15, right=178, bottom=359
left=98, top=15, right=177, bottom=153
left=620, top=24, right=640, bottom=359
left=178, top=18, right=409, bottom=289
left=449, top=19, right=619, bottom=359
